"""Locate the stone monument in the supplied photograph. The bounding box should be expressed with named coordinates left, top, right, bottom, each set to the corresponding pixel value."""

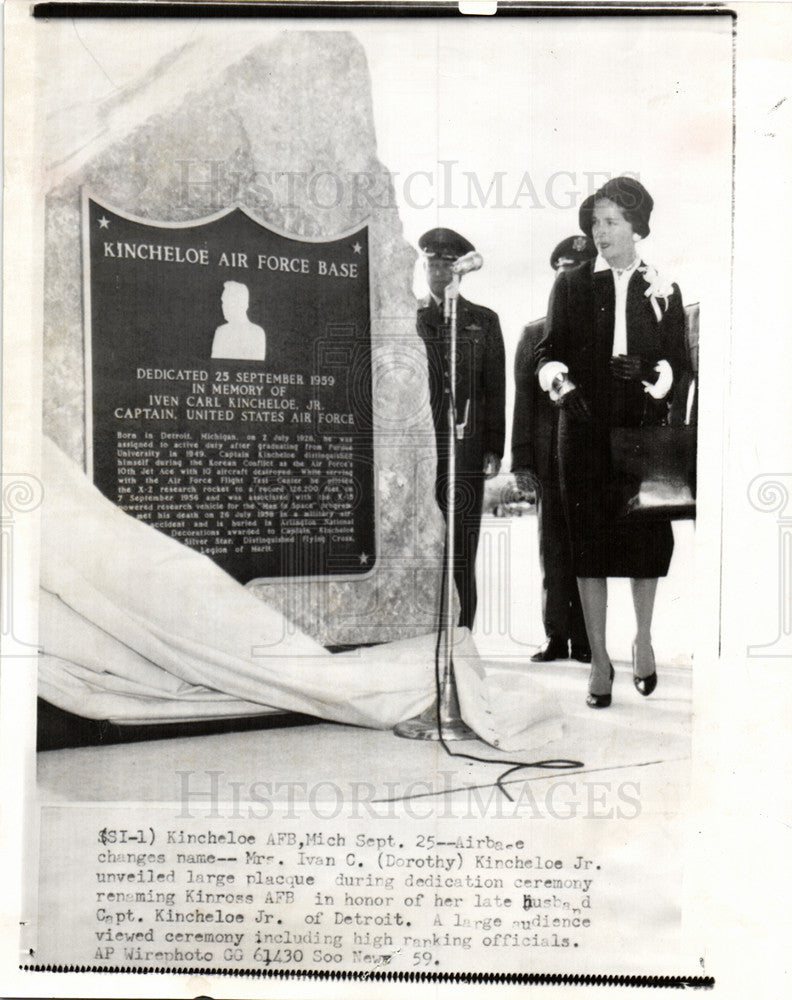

left=43, top=30, right=447, bottom=645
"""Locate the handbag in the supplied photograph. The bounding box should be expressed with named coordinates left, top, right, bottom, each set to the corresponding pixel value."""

left=610, top=377, right=697, bottom=520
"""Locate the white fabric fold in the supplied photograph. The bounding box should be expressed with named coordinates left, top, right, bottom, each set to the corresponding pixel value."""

left=454, top=656, right=564, bottom=753
left=40, top=437, right=437, bottom=728
left=39, top=437, right=561, bottom=749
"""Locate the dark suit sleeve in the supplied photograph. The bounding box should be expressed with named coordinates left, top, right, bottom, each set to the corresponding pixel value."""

left=511, top=325, right=539, bottom=471
left=663, top=285, right=687, bottom=390
left=663, top=285, right=693, bottom=424
left=483, top=311, right=506, bottom=459
left=535, top=269, right=571, bottom=377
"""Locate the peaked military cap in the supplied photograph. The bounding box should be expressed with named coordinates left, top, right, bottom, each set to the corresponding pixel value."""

left=419, top=227, right=475, bottom=261
left=550, top=233, right=597, bottom=270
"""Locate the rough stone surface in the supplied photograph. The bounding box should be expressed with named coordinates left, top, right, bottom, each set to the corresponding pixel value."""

left=44, top=30, right=449, bottom=644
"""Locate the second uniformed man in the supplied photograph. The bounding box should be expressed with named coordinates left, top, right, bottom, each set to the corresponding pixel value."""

left=417, top=228, right=506, bottom=630
left=511, top=233, right=596, bottom=663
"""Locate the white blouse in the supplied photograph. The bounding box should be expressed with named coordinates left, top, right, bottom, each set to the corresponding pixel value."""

left=539, top=255, right=673, bottom=400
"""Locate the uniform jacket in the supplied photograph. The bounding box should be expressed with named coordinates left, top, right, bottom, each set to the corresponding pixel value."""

left=510, top=317, right=556, bottom=482
left=417, top=294, right=506, bottom=469
left=536, top=260, right=686, bottom=427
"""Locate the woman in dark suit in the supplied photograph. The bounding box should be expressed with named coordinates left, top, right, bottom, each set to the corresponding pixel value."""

left=536, top=177, right=686, bottom=707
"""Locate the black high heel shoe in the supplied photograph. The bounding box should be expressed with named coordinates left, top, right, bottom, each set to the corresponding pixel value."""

left=586, top=663, right=615, bottom=709
left=632, top=642, right=657, bottom=697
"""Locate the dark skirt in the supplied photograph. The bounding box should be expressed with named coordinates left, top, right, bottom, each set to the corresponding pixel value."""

left=557, top=388, right=674, bottom=579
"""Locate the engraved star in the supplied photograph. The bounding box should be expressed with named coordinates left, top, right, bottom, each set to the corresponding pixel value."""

left=359, top=552, right=369, bottom=565
left=352, top=242, right=362, bottom=254
left=98, top=216, right=110, bottom=229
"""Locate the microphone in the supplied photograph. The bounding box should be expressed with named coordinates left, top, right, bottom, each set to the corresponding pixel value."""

left=452, top=251, right=483, bottom=275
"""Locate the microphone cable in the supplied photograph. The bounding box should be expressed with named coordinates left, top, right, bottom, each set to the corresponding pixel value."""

left=430, top=481, right=584, bottom=804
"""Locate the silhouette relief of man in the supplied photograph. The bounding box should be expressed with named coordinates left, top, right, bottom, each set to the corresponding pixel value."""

left=211, top=281, right=266, bottom=361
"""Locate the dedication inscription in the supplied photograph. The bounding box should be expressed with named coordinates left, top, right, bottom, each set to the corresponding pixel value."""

left=84, top=194, right=374, bottom=583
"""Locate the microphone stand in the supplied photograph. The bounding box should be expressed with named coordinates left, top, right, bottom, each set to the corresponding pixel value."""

left=394, top=272, right=475, bottom=741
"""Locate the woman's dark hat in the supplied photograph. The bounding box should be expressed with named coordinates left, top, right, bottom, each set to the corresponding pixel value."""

left=419, top=228, right=475, bottom=261
left=550, top=234, right=597, bottom=270
left=579, top=177, right=654, bottom=239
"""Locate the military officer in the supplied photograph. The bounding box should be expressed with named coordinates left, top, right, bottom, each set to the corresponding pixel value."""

left=416, top=228, right=506, bottom=630
left=511, top=233, right=596, bottom=663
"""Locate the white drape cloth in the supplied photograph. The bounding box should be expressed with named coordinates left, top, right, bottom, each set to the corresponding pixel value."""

left=38, top=438, right=561, bottom=749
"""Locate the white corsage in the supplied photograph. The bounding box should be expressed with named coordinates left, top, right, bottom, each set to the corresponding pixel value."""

left=638, top=264, right=675, bottom=322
